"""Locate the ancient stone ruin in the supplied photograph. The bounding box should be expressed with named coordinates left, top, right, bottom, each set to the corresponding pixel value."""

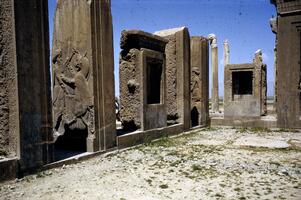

left=119, top=30, right=168, bottom=131
left=0, top=0, right=53, bottom=179
left=0, top=0, right=301, bottom=184
left=224, top=50, right=267, bottom=118
left=190, top=36, right=209, bottom=127
left=271, top=0, right=301, bottom=128
left=52, top=0, right=116, bottom=152
left=154, top=27, right=191, bottom=129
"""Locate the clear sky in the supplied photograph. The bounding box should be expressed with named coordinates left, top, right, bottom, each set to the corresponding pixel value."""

left=48, top=0, right=276, bottom=97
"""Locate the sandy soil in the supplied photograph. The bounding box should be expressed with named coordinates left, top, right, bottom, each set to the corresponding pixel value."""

left=0, top=127, right=300, bottom=200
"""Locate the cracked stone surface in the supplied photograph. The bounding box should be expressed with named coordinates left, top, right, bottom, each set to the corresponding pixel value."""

left=0, top=127, right=300, bottom=200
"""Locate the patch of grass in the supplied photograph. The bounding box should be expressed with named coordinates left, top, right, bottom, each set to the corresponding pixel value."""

left=250, top=127, right=271, bottom=133
left=147, top=136, right=177, bottom=148
left=145, top=178, right=152, bottom=186
left=202, top=127, right=219, bottom=132
left=234, top=187, right=242, bottom=192
left=274, top=128, right=299, bottom=133
left=159, top=184, right=168, bottom=189
left=191, top=164, right=202, bottom=171
left=236, top=127, right=248, bottom=133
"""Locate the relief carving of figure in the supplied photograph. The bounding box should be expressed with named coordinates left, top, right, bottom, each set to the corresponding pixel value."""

left=53, top=49, right=93, bottom=140
left=191, top=67, right=202, bottom=102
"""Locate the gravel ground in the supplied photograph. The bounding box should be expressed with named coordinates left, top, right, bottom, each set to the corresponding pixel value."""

left=0, top=127, right=300, bottom=200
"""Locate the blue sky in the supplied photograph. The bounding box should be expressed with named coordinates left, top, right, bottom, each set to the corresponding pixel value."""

left=48, top=0, right=276, bottom=97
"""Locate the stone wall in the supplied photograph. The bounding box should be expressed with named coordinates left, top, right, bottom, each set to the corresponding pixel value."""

left=0, top=0, right=19, bottom=157
left=271, top=0, right=301, bottom=128
left=154, top=27, right=191, bottom=130
left=0, top=0, right=53, bottom=175
left=119, top=30, right=168, bottom=131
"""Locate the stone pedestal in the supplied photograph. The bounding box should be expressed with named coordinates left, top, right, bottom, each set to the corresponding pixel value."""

left=190, top=37, right=209, bottom=127
left=0, top=0, right=53, bottom=175
left=52, top=0, right=116, bottom=152
left=154, top=27, right=191, bottom=130
left=119, top=30, right=168, bottom=131
left=208, top=34, right=219, bottom=112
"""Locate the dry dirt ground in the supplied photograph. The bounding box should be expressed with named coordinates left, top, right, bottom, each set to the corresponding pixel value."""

left=0, top=127, right=301, bottom=200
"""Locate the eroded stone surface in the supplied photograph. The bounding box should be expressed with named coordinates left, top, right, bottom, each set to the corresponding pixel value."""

left=154, top=27, right=191, bottom=128
left=52, top=0, right=116, bottom=151
left=119, top=30, right=168, bottom=131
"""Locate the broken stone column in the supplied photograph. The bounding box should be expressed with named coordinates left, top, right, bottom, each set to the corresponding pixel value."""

left=0, top=0, right=53, bottom=174
left=208, top=34, right=219, bottom=112
left=253, top=50, right=267, bottom=116
left=119, top=30, right=168, bottom=131
left=190, top=37, right=209, bottom=127
left=223, top=40, right=230, bottom=67
left=52, top=0, right=116, bottom=152
left=154, top=27, right=191, bottom=130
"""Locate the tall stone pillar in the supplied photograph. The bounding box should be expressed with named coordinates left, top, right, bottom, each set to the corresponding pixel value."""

left=223, top=40, right=230, bottom=66
left=0, top=0, right=53, bottom=174
left=52, top=0, right=116, bottom=152
left=190, top=36, right=209, bottom=127
left=208, top=34, right=219, bottom=112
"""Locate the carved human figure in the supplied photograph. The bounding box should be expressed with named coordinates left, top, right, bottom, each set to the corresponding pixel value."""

left=53, top=50, right=93, bottom=139
left=191, top=67, right=202, bottom=102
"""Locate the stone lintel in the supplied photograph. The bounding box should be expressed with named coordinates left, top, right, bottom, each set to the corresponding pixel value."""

left=120, top=30, right=168, bottom=52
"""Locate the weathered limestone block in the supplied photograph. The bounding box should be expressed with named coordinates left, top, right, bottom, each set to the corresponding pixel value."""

left=0, top=0, right=53, bottom=174
left=154, top=27, right=191, bottom=129
left=224, top=50, right=267, bottom=118
left=119, top=30, right=168, bottom=131
left=190, top=36, right=209, bottom=126
left=52, top=0, right=116, bottom=152
left=208, top=34, right=219, bottom=112
left=271, top=0, right=301, bottom=128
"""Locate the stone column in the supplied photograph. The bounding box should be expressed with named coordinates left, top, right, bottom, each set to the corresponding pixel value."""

left=0, top=0, right=53, bottom=175
left=223, top=40, right=230, bottom=67
left=208, top=34, right=219, bottom=112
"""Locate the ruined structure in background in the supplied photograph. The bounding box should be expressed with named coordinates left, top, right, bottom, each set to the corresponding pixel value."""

left=223, top=40, right=230, bottom=68
left=271, top=0, right=301, bottom=128
left=154, top=27, right=191, bottom=129
left=119, top=30, right=167, bottom=131
left=224, top=50, right=267, bottom=118
left=52, top=0, right=116, bottom=152
left=208, top=34, right=219, bottom=113
left=190, top=37, right=209, bottom=127
left=0, top=0, right=52, bottom=180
